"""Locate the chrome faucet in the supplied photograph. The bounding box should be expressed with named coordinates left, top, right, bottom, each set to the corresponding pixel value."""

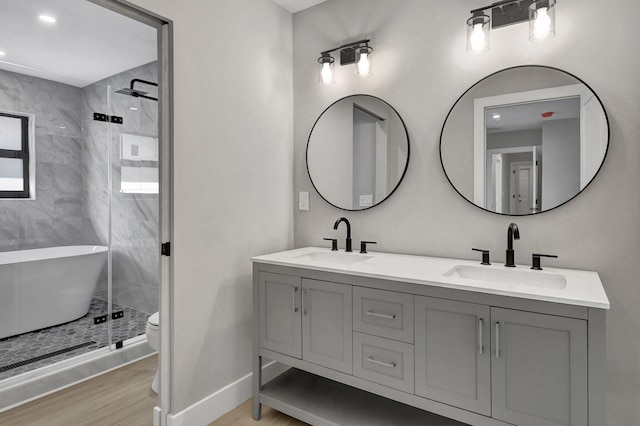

left=505, top=223, right=520, bottom=267
left=333, top=217, right=352, bottom=252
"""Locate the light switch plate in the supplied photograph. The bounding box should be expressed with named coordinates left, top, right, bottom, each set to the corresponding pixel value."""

left=359, top=194, right=373, bottom=207
left=299, top=191, right=309, bottom=210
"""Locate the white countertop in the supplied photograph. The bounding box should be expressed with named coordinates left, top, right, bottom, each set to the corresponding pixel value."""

left=252, top=247, right=610, bottom=309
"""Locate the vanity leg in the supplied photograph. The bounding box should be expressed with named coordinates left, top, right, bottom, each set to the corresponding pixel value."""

left=252, top=355, right=262, bottom=420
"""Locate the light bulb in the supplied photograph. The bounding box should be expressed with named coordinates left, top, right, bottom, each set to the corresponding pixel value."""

left=470, top=23, right=486, bottom=52
left=39, top=15, right=56, bottom=23
left=533, top=7, right=551, bottom=40
left=320, top=62, right=333, bottom=85
left=356, top=52, right=370, bottom=77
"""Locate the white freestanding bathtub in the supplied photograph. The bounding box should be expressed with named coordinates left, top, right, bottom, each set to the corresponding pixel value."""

left=0, top=245, right=108, bottom=339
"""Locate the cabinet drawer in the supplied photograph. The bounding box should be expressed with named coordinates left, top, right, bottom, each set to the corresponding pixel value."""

left=353, top=332, right=414, bottom=394
left=353, top=287, right=413, bottom=343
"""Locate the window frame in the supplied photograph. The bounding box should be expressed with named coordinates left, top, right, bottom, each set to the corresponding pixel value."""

left=0, top=112, right=31, bottom=199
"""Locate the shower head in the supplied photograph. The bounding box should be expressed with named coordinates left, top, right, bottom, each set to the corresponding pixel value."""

left=115, top=78, right=158, bottom=101
left=114, top=87, right=149, bottom=97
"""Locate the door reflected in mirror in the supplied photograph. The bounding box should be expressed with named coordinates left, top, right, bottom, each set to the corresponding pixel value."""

left=307, top=95, right=409, bottom=211
left=440, top=66, right=609, bottom=216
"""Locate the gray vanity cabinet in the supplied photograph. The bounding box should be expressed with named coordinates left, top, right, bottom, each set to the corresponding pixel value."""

left=491, top=307, right=588, bottom=426
left=301, top=278, right=353, bottom=374
left=258, top=272, right=302, bottom=358
left=414, top=296, right=492, bottom=416
left=253, top=258, right=606, bottom=426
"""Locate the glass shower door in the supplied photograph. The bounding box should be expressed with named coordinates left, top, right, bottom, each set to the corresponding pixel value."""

left=106, top=65, right=160, bottom=350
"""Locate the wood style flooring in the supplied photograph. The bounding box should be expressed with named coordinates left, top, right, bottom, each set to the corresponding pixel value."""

left=210, top=400, right=308, bottom=426
left=0, top=355, right=159, bottom=426
left=0, top=354, right=306, bottom=426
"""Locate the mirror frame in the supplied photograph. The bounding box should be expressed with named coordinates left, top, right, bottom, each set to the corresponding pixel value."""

left=439, top=65, right=610, bottom=216
left=306, top=94, right=410, bottom=211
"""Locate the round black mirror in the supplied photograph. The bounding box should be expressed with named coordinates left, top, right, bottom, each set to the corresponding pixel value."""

left=440, top=66, right=609, bottom=215
left=307, top=95, right=410, bottom=211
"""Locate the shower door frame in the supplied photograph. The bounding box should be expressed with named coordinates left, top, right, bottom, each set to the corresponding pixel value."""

left=88, top=1, right=174, bottom=425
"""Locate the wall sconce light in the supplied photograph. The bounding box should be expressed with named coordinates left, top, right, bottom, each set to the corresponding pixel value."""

left=529, top=0, right=556, bottom=41
left=318, top=53, right=335, bottom=85
left=467, top=0, right=556, bottom=53
left=317, top=39, right=372, bottom=85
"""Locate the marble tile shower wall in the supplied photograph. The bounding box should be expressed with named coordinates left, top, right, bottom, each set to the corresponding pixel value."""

left=82, top=62, right=159, bottom=315
left=0, top=63, right=158, bottom=316
left=0, top=69, right=99, bottom=252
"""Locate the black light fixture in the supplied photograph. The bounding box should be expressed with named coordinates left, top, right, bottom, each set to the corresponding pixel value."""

left=317, top=39, right=372, bottom=85
left=467, top=0, right=556, bottom=53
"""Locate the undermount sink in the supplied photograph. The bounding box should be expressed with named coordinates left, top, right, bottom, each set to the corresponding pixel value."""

left=444, top=265, right=567, bottom=290
left=294, top=251, right=372, bottom=266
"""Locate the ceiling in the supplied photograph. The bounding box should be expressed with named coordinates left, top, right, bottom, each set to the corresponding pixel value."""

left=0, top=0, right=157, bottom=87
left=486, top=97, right=580, bottom=133
left=272, top=0, right=330, bottom=13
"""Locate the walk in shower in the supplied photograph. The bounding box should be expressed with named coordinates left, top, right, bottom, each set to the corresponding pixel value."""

left=0, top=0, right=160, bottom=408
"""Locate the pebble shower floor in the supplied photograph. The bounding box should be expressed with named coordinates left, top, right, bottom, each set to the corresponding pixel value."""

left=0, top=298, right=149, bottom=380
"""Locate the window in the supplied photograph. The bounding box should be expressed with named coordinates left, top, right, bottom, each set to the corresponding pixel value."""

left=0, top=112, right=31, bottom=198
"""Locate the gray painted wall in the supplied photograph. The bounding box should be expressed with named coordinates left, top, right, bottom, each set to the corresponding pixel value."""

left=292, top=0, right=640, bottom=424
left=487, top=129, right=541, bottom=150
left=128, top=0, right=295, bottom=413
left=542, top=118, right=580, bottom=210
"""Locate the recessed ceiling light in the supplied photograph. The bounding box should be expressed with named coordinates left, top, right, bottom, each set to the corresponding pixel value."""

left=39, top=15, right=57, bottom=23
left=129, top=107, right=139, bottom=111
left=492, top=113, right=501, bottom=120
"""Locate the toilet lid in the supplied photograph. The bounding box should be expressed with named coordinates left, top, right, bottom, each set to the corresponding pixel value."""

left=148, top=312, right=160, bottom=326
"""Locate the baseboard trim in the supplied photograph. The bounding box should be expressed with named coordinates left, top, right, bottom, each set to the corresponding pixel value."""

left=167, top=361, right=289, bottom=426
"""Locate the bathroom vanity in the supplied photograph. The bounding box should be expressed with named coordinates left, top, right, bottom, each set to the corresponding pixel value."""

left=252, top=247, right=609, bottom=426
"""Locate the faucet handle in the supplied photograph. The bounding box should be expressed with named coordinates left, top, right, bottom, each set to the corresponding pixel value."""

left=531, top=253, right=558, bottom=270
left=472, top=248, right=491, bottom=265
left=323, top=238, right=338, bottom=251
left=360, top=241, right=377, bottom=254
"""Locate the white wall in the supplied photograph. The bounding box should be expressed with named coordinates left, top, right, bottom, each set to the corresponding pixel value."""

left=127, top=0, right=294, bottom=415
left=293, top=0, right=640, bottom=424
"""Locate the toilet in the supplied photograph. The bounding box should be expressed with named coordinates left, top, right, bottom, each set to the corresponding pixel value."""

left=145, top=311, right=160, bottom=393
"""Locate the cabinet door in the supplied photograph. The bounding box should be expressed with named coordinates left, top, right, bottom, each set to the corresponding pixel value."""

left=302, top=279, right=352, bottom=374
left=259, top=272, right=301, bottom=358
left=414, top=296, right=491, bottom=416
left=491, top=308, right=588, bottom=426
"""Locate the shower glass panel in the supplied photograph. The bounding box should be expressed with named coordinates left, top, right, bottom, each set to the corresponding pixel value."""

left=107, top=65, right=160, bottom=349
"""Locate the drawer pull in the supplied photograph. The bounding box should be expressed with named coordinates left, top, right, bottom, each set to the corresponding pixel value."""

left=367, top=356, right=396, bottom=368
left=366, top=310, right=396, bottom=320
